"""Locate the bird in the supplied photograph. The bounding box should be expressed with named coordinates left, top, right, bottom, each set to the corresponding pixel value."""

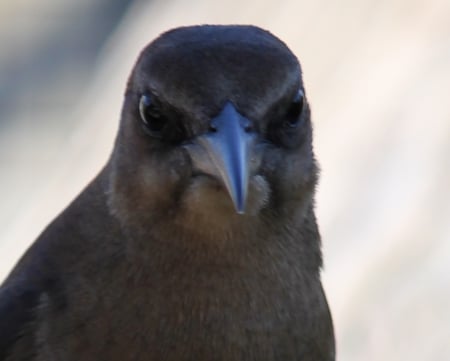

left=0, top=25, right=335, bottom=360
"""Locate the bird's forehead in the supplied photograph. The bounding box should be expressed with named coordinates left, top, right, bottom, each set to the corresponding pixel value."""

left=132, top=26, right=301, bottom=117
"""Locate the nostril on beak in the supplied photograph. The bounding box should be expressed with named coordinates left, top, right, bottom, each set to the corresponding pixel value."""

left=208, top=119, right=218, bottom=133
left=241, top=118, right=254, bottom=133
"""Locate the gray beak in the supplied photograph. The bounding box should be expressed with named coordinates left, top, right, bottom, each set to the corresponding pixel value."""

left=195, top=102, right=254, bottom=214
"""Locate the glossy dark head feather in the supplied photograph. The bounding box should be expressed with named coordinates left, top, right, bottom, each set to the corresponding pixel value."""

left=129, top=25, right=302, bottom=122
left=109, top=25, right=317, bottom=239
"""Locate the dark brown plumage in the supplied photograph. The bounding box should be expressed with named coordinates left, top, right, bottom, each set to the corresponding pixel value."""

left=0, top=25, right=335, bottom=360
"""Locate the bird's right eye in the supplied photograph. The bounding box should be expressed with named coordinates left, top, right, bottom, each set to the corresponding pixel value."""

left=139, top=94, right=167, bottom=137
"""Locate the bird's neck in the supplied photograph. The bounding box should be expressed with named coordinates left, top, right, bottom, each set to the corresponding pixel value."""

left=104, top=159, right=322, bottom=274
left=119, top=204, right=323, bottom=279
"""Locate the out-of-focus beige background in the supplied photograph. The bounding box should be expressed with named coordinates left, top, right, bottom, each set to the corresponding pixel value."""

left=1, top=0, right=449, bottom=360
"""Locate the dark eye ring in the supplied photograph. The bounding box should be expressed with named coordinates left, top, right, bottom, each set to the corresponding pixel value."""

left=284, top=89, right=304, bottom=128
left=139, top=94, right=167, bottom=135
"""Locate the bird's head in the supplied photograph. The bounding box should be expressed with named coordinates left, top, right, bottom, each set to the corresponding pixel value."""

left=108, top=25, right=318, bottom=240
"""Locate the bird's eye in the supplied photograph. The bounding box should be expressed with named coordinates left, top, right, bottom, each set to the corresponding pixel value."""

left=266, top=89, right=308, bottom=148
left=139, top=94, right=167, bottom=136
left=284, top=89, right=304, bottom=128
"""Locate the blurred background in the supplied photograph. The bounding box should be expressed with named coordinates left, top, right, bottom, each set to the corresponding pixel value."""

left=0, top=0, right=449, bottom=359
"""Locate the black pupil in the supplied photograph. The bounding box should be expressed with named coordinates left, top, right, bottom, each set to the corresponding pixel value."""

left=140, top=95, right=166, bottom=132
left=285, top=90, right=304, bottom=127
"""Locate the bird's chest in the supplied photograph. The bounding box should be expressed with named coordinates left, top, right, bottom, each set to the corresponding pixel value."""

left=38, top=260, right=313, bottom=361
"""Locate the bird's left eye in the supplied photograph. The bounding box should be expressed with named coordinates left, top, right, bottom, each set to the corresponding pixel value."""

left=139, top=94, right=167, bottom=136
left=283, top=89, right=304, bottom=128
left=266, top=89, right=307, bottom=148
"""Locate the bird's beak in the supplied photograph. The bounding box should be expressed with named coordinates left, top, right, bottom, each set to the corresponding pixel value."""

left=194, top=102, right=255, bottom=214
